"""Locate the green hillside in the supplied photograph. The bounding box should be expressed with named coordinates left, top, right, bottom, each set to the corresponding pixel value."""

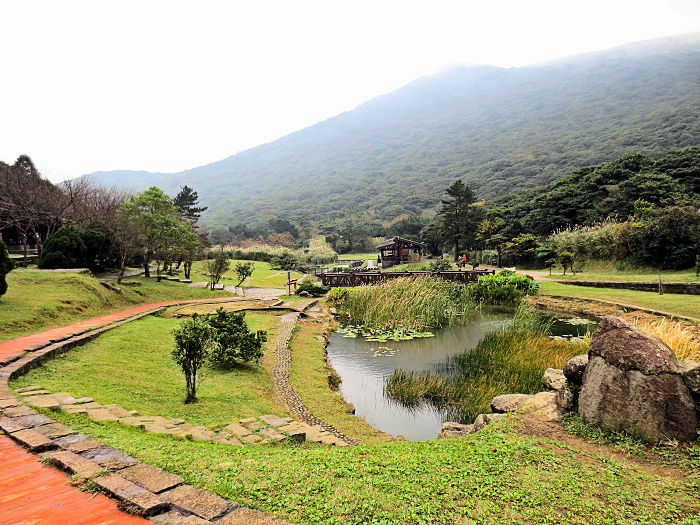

left=84, top=34, right=700, bottom=229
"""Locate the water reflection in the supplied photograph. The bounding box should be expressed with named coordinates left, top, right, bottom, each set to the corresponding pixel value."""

left=326, top=311, right=511, bottom=441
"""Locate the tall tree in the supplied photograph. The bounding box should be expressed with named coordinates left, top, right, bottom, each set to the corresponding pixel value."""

left=438, top=179, right=478, bottom=260
left=173, top=185, right=207, bottom=223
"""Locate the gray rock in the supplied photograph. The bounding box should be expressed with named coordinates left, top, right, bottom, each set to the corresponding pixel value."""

left=519, top=391, right=563, bottom=422
left=578, top=316, right=698, bottom=442
left=680, top=360, right=700, bottom=396
left=437, top=421, right=474, bottom=438
left=542, top=368, right=566, bottom=391
left=472, top=413, right=505, bottom=432
left=555, top=384, right=575, bottom=412
left=563, top=354, right=589, bottom=385
left=490, top=393, right=533, bottom=413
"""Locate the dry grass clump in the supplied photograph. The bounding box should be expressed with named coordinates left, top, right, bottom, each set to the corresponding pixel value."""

left=627, top=316, right=699, bottom=361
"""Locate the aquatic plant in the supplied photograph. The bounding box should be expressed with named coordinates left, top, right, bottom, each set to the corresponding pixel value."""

left=336, top=325, right=434, bottom=342
left=469, top=270, right=539, bottom=305
left=385, top=329, right=586, bottom=422
left=328, top=276, right=476, bottom=330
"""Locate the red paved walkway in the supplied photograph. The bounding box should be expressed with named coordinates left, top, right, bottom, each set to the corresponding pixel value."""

left=0, top=296, right=238, bottom=524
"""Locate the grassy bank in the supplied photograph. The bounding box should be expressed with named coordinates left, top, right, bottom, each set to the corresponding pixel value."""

left=537, top=281, right=700, bottom=320
left=39, top=410, right=700, bottom=524
left=329, top=276, right=476, bottom=330
left=527, top=260, right=697, bottom=283
left=288, top=318, right=398, bottom=445
left=12, top=312, right=286, bottom=426
left=386, top=328, right=586, bottom=422
left=0, top=272, right=233, bottom=342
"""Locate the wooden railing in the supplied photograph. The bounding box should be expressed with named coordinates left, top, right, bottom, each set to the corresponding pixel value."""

left=320, top=269, right=495, bottom=287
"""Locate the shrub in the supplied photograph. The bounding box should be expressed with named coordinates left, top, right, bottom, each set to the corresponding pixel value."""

left=269, top=250, right=299, bottom=270
left=297, top=281, right=328, bottom=297
left=172, top=315, right=215, bottom=403
left=204, top=251, right=230, bottom=290
left=469, top=269, right=538, bottom=305
left=206, top=308, right=267, bottom=369
left=38, top=227, right=87, bottom=269
left=429, top=258, right=452, bottom=271
left=0, top=240, right=14, bottom=297
left=233, top=261, right=254, bottom=286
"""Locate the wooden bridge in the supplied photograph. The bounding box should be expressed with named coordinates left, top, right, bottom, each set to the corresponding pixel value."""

left=320, top=269, right=495, bottom=287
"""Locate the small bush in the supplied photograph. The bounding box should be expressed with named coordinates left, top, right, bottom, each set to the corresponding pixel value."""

left=206, top=308, right=267, bottom=369
left=297, top=281, right=328, bottom=297
left=0, top=240, right=14, bottom=297
left=172, top=315, right=215, bottom=403
left=429, top=258, right=452, bottom=271
left=39, top=227, right=87, bottom=269
left=269, top=251, right=299, bottom=270
left=469, top=269, right=538, bottom=305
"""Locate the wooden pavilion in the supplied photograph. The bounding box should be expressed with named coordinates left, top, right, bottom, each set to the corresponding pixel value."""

left=376, top=236, right=425, bottom=268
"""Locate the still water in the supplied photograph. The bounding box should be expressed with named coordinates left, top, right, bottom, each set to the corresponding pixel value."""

left=326, top=310, right=597, bottom=441
left=326, top=310, right=512, bottom=441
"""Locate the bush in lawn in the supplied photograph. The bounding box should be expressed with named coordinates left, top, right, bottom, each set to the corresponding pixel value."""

left=469, top=269, right=538, bottom=305
left=269, top=250, right=298, bottom=270
left=429, top=258, right=452, bottom=271
left=297, top=281, right=328, bottom=297
left=172, top=315, right=215, bottom=403
left=206, top=307, right=267, bottom=369
left=204, top=250, right=230, bottom=290
left=0, top=240, right=14, bottom=297
left=233, top=261, right=254, bottom=286
left=38, top=227, right=87, bottom=269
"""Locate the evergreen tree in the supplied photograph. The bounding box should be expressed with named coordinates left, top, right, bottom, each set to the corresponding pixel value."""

left=173, top=185, right=207, bottom=222
left=438, top=179, right=478, bottom=260
left=0, top=240, right=14, bottom=297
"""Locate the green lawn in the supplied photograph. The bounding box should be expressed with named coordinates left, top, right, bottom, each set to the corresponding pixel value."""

left=12, top=312, right=287, bottom=427
left=538, top=281, right=700, bottom=320
left=41, top=411, right=700, bottom=524
left=176, top=260, right=306, bottom=289
left=337, top=253, right=376, bottom=261
left=0, top=272, right=233, bottom=342
left=525, top=260, right=697, bottom=283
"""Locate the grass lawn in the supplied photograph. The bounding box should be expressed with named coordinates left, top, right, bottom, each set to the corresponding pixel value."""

left=176, top=260, right=306, bottom=289
left=337, top=253, right=376, bottom=261
left=39, top=411, right=700, bottom=524
left=289, top=318, right=398, bottom=445
left=0, top=272, right=233, bottom=342
left=537, top=281, right=700, bottom=320
left=12, top=312, right=287, bottom=427
left=525, top=260, right=697, bottom=283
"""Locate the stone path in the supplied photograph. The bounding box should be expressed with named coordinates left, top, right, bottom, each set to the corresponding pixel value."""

left=0, top=297, right=295, bottom=524
left=19, top=385, right=347, bottom=447
left=272, top=312, right=358, bottom=446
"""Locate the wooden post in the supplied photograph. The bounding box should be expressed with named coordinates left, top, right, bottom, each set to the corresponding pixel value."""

left=287, top=271, right=291, bottom=296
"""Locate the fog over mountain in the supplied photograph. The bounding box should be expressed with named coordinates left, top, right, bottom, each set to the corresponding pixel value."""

left=83, top=34, right=700, bottom=228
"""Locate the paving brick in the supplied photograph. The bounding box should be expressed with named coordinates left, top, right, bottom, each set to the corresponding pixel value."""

left=0, top=416, right=26, bottom=433
left=81, top=446, right=139, bottom=470
left=0, top=397, right=22, bottom=409
left=14, top=413, right=53, bottom=428
left=259, top=428, right=285, bottom=442
left=241, top=434, right=265, bottom=444
left=56, top=434, right=104, bottom=453
left=32, top=422, right=77, bottom=439
left=120, top=463, right=184, bottom=494
left=43, top=450, right=104, bottom=478
left=15, top=385, right=42, bottom=393
left=151, top=510, right=211, bottom=524
left=160, top=485, right=235, bottom=521
left=223, top=423, right=251, bottom=437
left=3, top=405, right=36, bottom=417
left=73, top=396, right=94, bottom=404
left=21, top=389, right=51, bottom=396
left=10, top=428, right=57, bottom=452
left=218, top=507, right=294, bottom=524
left=103, top=404, right=134, bottom=417
left=94, top=473, right=169, bottom=517
left=87, top=407, right=121, bottom=421
left=24, top=394, right=61, bottom=409
left=51, top=392, right=78, bottom=404
left=259, top=415, right=288, bottom=427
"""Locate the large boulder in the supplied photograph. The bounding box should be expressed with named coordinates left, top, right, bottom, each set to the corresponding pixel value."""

left=563, top=354, right=589, bottom=385
left=519, top=391, right=563, bottom=422
left=680, top=360, right=700, bottom=396
left=437, top=421, right=474, bottom=438
left=578, top=316, right=698, bottom=442
left=490, top=394, right=533, bottom=413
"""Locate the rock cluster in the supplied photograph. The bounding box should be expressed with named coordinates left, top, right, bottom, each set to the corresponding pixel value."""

left=439, top=316, right=700, bottom=443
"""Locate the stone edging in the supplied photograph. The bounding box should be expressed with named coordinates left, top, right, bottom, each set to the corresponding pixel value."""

left=272, top=312, right=360, bottom=446
left=557, top=280, right=700, bottom=296
left=0, top=306, right=294, bottom=524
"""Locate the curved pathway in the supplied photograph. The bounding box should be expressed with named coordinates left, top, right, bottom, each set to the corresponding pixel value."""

left=272, top=312, right=359, bottom=446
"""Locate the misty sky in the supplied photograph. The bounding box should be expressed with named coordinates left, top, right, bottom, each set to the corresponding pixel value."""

left=1, top=0, right=699, bottom=182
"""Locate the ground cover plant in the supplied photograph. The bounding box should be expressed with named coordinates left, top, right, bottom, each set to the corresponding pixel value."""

left=38, top=410, right=700, bottom=524
left=469, top=269, right=539, bottom=305
left=13, top=312, right=283, bottom=426
left=328, top=276, right=476, bottom=330
left=0, top=272, right=234, bottom=342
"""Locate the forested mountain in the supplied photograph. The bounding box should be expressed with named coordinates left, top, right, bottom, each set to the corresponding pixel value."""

left=83, top=34, right=700, bottom=229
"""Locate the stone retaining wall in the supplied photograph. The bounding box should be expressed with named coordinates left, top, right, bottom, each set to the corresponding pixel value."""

left=558, top=280, right=699, bottom=295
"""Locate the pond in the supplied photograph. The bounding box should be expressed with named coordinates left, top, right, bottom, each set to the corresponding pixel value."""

left=326, top=310, right=596, bottom=441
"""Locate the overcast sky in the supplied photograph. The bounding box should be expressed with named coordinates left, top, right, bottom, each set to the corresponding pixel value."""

left=1, top=0, right=698, bottom=182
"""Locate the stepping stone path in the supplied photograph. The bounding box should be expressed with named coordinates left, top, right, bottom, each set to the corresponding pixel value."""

left=18, top=385, right=349, bottom=447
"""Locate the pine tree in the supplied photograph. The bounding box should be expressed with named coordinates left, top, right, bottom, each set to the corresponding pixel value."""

left=173, top=185, right=207, bottom=222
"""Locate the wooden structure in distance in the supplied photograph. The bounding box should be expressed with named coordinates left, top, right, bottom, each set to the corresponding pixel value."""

left=376, top=237, right=426, bottom=268
left=321, top=269, right=494, bottom=288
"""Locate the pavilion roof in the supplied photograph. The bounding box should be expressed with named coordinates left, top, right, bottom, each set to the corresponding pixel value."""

left=376, top=236, right=426, bottom=250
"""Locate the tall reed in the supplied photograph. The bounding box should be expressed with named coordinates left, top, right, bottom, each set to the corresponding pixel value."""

left=385, top=329, right=587, bottom=422
left=330, top=276, right=476, bottom=330
left=629, top=317, right=699, bottom=361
